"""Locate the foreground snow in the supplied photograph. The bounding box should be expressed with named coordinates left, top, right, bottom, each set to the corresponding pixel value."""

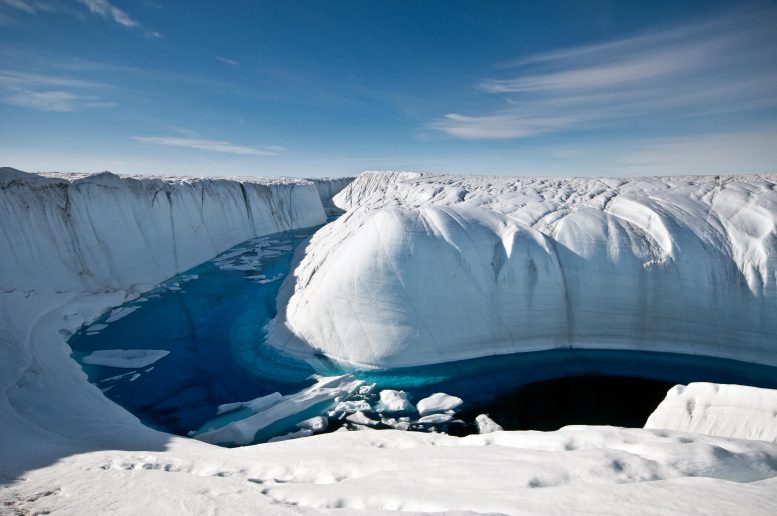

left=269, top=172, right=777, bottom=368
left=2, top=169, right=777, bottom=514
left=3, top=426, right=777, bottom=515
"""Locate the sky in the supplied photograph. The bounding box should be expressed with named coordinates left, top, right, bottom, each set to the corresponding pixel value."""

left=0, top=0, right=775, bottom=178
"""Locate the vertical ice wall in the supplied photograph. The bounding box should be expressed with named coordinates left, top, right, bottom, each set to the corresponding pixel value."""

left=0, top=168, right=349, bottom=294
left=269, top=171, right=777, bottom=368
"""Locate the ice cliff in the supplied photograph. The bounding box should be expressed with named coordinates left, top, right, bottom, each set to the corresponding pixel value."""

left=646, top=382, right=777, bottom=442
left=0, top=167, right=349, bottom=293
left=269, top=171, right=777, bottom=368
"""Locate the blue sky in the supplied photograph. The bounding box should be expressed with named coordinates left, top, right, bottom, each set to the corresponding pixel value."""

left=0, top=0, right=775, bottom=177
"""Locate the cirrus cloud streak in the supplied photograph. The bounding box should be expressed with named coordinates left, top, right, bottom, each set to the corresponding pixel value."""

left=431, top=6, right=777, bottom=140
left=132, top=136, right=286, bottom=156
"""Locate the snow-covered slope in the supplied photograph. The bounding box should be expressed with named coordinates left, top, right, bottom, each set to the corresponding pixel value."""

left=269, top=172, right=777, bottom=368
left=646, top=383, right=777, bottom=442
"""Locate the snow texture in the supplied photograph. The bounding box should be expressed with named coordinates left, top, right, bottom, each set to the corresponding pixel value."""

left=645, top=382, right=777, bottom=442
left=269, top=171, right=777, bottom=368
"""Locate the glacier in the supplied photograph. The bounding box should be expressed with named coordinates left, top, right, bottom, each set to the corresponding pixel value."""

left=2, top=167, right=777, bottom=515
left=269, top=171, right=777, bottom=368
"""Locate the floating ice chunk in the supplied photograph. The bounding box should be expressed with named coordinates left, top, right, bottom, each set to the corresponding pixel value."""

left=475, top=414, right=503, bottom=434
left=346, top=411, right=378, bottom=427
left=83, top=349, right=169, bottom=368
left=194, top=375, right=364, bottom=445
left=374, top=390, right=415, bottom=414
left=216, top=392, right=283, bottom=415
left=99, top=371, right=138, bottom=382
left=129, top=373, right=141, bottom=382
left=297, top=416, right=328, bottom=433
left=86, top=323, right=107, bottom=333
left=358, top=383, right=376, bottom=395
left=267, top=428, right=313, bottom=443
left=417, top=413, right=454, bottom=425
left=105, top=306, right=140, bottom=323
left=333, top=399, right=371, bottom=414
left=256, top=273, right=285, bottom=284
left=215, top=249, right=246, bottom=261
left=216, top=402, right=244, bottom=415
left=417, top=393, right=463, bottom=416
left=379, top=416, right=410, bottom=431
left=245, top=392, right=283, bottom=412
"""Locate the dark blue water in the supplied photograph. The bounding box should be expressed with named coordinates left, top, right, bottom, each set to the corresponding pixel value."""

left=70, top=222, right=777, bottom=444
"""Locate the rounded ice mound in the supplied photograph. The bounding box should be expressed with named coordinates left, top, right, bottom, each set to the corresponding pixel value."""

left=268, top=174, right=777, bottom=369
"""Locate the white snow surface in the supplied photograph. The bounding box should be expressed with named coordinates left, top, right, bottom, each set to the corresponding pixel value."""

left=645, top=382, right=777, bottom=442
left=82, top=349, right=170, bottom=368
left=269, top=171, right=777, bottom=368
left=2, top=168, right=777, bottom=514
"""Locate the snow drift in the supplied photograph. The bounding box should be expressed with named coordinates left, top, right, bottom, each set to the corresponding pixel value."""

left=269, top=172, right=777, bottom=368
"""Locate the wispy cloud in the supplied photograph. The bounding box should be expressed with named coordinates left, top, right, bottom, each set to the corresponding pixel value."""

left=0, top=67, right=114, bottom=111
left=431, top=6, right=777, bottom=139
left=0, top=0, right=56, bottom=15
left=132, top=136, right=286, bottom=156
left=216, top=56, right=240, bottom=67
left=5, top=90, right=114, bottom=111
left=0, top=0, right=159, bottom=36
left=79, top=0, right=136, bottom=27
left=78, top=0, right=160, bottom=37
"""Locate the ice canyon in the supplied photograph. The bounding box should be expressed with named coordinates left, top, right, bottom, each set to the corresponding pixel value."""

left=2, top=167, right=777, bottom=515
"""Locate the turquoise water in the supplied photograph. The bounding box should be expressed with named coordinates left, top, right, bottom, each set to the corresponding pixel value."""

left=69, top=225, right=322, bottom=436
left=69, top=222, right=777, bottom=444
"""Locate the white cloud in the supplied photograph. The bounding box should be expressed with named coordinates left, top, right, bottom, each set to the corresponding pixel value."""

left=0, top=67, right=114, bottom=111
left=132, top=136, right=286, bottom=156
left=79, top=0, right=136, bottom=27
left=4, top=90, right=114, bottom=111
left=0, top=0, right=56, bottom=15
left=77, top=0, right=159, bottom=37
left=216, top=56, right=240, bottom=67
left=432, top=6, right=777, bottom=140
